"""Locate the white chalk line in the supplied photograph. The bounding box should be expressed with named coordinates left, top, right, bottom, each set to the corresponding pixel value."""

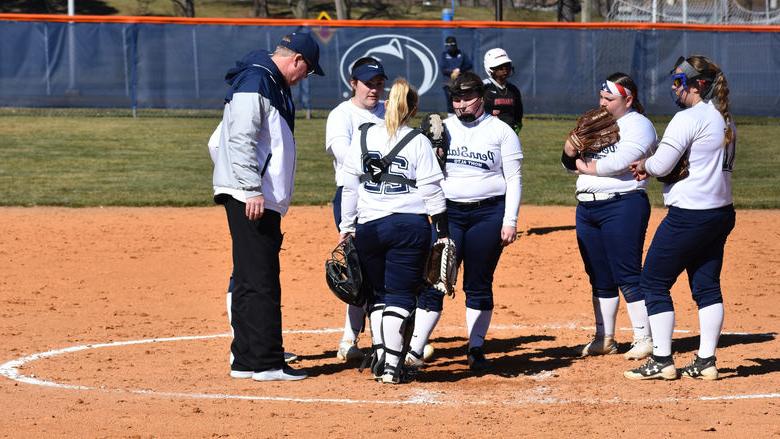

left=1, top=324, right=777, bottom=406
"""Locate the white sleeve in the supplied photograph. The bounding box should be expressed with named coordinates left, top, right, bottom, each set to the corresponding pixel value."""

left=325, top=108, right=352, bottom=164
left=414, top=136, right=445, bottom=186
left=595, top=140, right=649, bottom=176
left=225, top=93, right=265, bottom=196
left=339, top=173, right=359, bottom=233
left=419, top=183, right=446, bottom=216
left=207, top=121, right=222, bottom=164
left=645, top=113, right=692, bottom=177
left=500, top=124, right=524, bottom=161
left=502, top=157, right=522, bottom=227
left=644, top=142, right=686, bottom=177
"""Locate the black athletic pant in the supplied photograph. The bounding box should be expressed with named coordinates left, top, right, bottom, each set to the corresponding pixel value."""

left=222, top=197, right=285, bottom=372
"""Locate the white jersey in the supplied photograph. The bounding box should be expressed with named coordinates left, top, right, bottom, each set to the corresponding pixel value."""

left=441, top=113, right=524, bottom=226
left=341, top=124, right=444, bottom=226
left=326, top=100, right=386, bottom=187
left=442, top=114, right=522, bottom=200
left=576, top=110, right=657, bottom=194
left=647, top=100, right=734, bottom=209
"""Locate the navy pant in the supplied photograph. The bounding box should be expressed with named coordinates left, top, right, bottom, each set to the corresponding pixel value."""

left=643, top=204, right=736, bottom=316
left=355, top=213, right=431, bottom=311
left=222, top=197, right=285, bottom=373
left=418, top=198, right=505, bottom=311
left=575, top=191, right=650, bottom=302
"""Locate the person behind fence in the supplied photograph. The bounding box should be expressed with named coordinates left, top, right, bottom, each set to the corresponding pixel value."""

left=407, top=71, right=523, bottom=372
left=623, top=55, right=736, bottom=381
left=325, top=56, right=388, bottom=363
left=338, top=78, right=448, bottom=384
left=212, top=32, right=324, bottom=382
left=440, top=36, right=473, bottom=116
left=562, top=72, right=657, bottom=361
left=482, top=48, right=524, bottom=135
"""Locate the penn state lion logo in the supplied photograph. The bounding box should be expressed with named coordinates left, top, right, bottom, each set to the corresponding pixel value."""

left=339, top=35, right=439, bottom=97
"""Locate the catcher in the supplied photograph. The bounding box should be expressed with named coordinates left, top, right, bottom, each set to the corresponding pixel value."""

left=407, top=72, right=523, bottom=373
left=561, top=73, right=657, bottom=361
left=336, top=78, right=453, bottom=385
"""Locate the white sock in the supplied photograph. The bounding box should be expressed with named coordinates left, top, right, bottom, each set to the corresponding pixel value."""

left=382, top=306, right=411, bottom=370
left=625, top=299, right=651, bottom=339
left=648, top=311, right=675, bottom=357
left=341, top=304, right=365, bottom=343
left=466, top=308, right=492, bottom=349
left=698, top=303, right=724, bottom=358
left=369, top=303, right=385, bottom=358
left=409, top=308, right=441, bottom=356
left=592, top=296, right=619, bottom=338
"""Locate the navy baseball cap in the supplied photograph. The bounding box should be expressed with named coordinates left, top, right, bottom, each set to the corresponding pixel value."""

left=279, top=32, right=325, bottom=76
left=351, top=60, right=387, bottom=83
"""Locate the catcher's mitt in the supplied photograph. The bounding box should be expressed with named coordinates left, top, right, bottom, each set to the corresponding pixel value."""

left=657, top=150, right=690, bottom=184
left=325, top=236, right=369, bottom=307
left=568, top=107, right=620, bottom=154
left=420, top=113, right=447, bottom=170
left=425, top=237, right=458, bottom=297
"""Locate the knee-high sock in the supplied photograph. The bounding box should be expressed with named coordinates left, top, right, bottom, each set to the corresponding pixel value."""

left=341, top=304, right=365, bottom=343
left=466, top=307, right=492, bottom=349
left=649, top=311, right=675, bottom=357
left=409, top=308, right=441, bottom=356
left=698, top=303, right=724, bottom=358
left=382, top=306, right=411, bottom=370
left=625, top=299, right=651, bottom=339
left=369, top=303, right=386, bottom=358
left=593, top=296, right=619, bottom=337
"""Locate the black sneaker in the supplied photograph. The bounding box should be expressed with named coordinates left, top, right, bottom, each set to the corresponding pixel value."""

left=623, top=356, right=677, bottom=380
left=467, top=346, right=490, bottom=372
left=680, top=354, right=718, bottom=380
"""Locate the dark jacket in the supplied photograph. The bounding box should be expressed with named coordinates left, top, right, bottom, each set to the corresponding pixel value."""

left=483, top=79, right=524, bottom=132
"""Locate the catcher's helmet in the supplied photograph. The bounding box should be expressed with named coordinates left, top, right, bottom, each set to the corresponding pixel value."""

left=325, top=236, right=369, bottom=307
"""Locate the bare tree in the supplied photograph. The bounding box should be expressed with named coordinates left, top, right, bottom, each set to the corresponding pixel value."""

left=335, top=0, right=348, bottom=18
left=172, top=0, right=195, bottom=17
left=254, top=0, right=269, bottom=17
left=291, top=0, right=309, bottom=17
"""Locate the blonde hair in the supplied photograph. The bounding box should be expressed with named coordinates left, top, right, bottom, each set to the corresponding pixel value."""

left=688, top=55, right=733, bottom=147
left=384, top=78, right=418, bottom=138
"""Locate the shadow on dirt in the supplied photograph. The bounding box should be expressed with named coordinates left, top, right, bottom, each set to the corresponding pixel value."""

left=720, top=358, right=780, bottom=379
left=414, top=334, right=582, bottom=383
left=673, top=332, right=776, bottom=355
left=523, top=225, right=576, bottom=236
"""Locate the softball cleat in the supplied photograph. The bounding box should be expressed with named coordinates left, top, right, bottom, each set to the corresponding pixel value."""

left=623, top=336, right=653, bottom=360
left=679, top=354, right=719, bottom=380
left=624, top=357, right=677, bottom=380
left=581, top=336, right=619, bottom=357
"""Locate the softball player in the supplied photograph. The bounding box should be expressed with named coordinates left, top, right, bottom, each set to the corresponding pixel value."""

left=339, top=78, right=447, bottom=384
left=562, top=73, right=657, bottom=360
left=326, top=57, right=387, bottom=362
left=482, top=48, right=524, bottom=134
left=624, top=55, right=736, bottom=380
left=407, top=71, right=523, bottom=372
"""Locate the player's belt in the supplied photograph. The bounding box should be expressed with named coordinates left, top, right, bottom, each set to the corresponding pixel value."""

left=446, top=195, right=505, bottom=210
left=576, top=190, right=643, bottom=202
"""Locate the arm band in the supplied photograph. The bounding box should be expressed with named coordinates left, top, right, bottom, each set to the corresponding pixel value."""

left=561, top=150, right=578, bottom=171
left=431, top=212, right=449, bottom=239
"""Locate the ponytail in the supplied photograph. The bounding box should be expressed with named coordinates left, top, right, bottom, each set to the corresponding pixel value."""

left=688, top=55, right=732, bottom=148
left=712, top=72, right=733, bottom=147
left=384, top=78, right=418, bottom=138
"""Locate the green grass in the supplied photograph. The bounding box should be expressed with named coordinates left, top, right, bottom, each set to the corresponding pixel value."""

left=0, top=108, right=777, bottom=208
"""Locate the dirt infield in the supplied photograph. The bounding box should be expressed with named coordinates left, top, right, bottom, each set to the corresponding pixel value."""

left=0, top=206, right=778, bottom=437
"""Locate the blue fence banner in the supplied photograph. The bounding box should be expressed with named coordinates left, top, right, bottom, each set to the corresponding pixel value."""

left=1, top=19, right=778, bottom=116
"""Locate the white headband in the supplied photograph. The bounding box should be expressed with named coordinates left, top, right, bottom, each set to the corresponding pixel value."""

left=601, top=80, right=632, bottom=97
